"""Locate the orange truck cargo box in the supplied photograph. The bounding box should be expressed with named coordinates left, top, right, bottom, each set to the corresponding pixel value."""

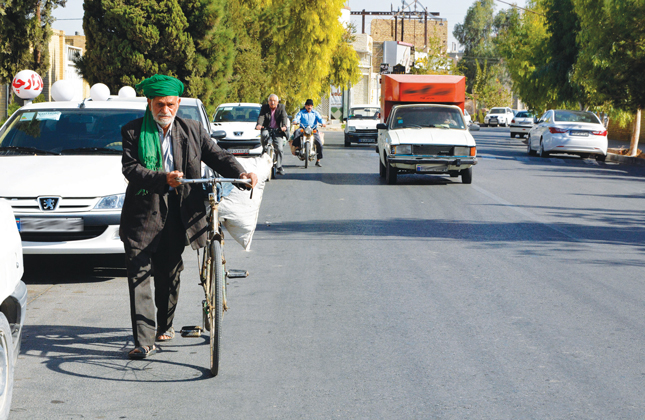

left=381, top=74, right=466, bottom=121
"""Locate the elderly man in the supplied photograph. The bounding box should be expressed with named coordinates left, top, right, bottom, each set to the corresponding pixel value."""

left=291, top=98, right=325, bottom=167
left=120, top=74, right=258, bottom=359
left=255, top=93, right=289, bottom=175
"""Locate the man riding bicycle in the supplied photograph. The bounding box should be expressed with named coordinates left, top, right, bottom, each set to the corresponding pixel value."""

left=255, top=94, right=289, bottom=175
left=291, top=99, right=325, bottom=167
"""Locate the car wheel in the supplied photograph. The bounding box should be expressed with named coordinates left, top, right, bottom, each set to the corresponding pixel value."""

left=527, top=137, right=536, bottom=156
left=344, top=135, right=350, bottom=147
left=538, top=139, right=549, bottom=158
left=385, top=160, right=397, bottom=184
left=596, top=154, right=606, bottom=162
left=510, top=132, right=516, bottom=138
left=461, top=167, right=473, bottom=184
left=0, top=314, right=14, bottom=420
left=379, top=153, right=386, bottom=178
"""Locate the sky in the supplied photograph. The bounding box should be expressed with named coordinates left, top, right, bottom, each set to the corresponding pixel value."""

left=50, top=0, right=529, bottom=50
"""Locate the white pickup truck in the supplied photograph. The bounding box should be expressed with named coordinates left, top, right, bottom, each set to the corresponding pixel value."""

left=377, top=104, right=478, bottom=184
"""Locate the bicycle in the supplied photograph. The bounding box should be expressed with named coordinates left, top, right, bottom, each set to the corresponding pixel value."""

left=177, top=175, right=252, bottom=376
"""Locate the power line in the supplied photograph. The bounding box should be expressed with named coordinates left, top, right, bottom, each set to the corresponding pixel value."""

left=494, top=0, right=546, bottom=17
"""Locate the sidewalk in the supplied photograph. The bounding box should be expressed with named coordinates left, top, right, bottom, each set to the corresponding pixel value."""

left=607, top=137, right=645, bottom=166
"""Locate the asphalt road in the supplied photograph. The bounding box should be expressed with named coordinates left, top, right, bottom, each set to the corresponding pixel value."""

left=14, top=127, right=645, bottom=419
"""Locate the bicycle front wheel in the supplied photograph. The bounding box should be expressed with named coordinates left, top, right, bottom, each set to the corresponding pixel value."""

left=209, top=240, right=225, bottom=376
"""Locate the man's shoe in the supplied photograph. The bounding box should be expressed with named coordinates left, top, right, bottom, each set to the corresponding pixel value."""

left=315, top=161, right=322, bottom=167
left=277, top=168, right=285, bottom=175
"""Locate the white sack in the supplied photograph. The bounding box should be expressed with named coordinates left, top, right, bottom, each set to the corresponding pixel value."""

left=218, top=154, right=272, bottom=251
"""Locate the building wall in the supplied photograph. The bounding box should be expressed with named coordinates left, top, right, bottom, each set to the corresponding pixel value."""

left=370, top=18, right=448, bottom=52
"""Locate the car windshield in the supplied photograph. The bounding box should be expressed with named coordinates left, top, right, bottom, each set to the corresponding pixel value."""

left=177, top=104, right=201, bottom=123
left=490, top=108, right=506, bottom=114
left=348, top=107, right=381, bottom=119
left=516, top=111, right=534, bottom=118
left=0, top=108, right=145, bottom=155
left=553, top=110, right=601, bottom=124
left=390, top=106, right=465, bottom=130
left=213, top=106, right=260, bottom=123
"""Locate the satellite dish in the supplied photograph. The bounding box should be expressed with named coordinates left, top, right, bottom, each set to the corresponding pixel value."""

left=11, top=70, right=43, bottom=100
left=90, top=83, right=110, bottom=101
left=51, top=80, right=76, bottom=102
left=118, top=86, right=136, bottom=98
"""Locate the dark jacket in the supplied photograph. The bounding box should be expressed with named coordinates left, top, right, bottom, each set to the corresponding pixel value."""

left=120, top=116, right=245, bottom=251
left=256, top=103, right=289, bottom=132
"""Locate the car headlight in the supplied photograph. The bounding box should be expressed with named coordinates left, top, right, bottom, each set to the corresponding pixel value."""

left=392, top=145, right=412, bottom=155
left=454, top=146, right=470, bottom=156
left=347, top=126, right=356, bottom=132
left=94, top=194, right=125, bottom=210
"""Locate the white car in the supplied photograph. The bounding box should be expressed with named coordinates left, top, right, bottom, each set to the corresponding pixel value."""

left=0, top=96, right=214, bottom=255
left=377, top=104, right=477, bottom=184
left=211, top=103, right=263, bottom=157
left=527, top=109, right=608, bottom=160
left=463, top=109, right=472, bottom=126
left=484, top=107, right=514, bottom=127
left=509, top=110, right=535, bottom=138
left=0, top=200, right=28, bottom=418
left=344, top=105, right=381, bottom=147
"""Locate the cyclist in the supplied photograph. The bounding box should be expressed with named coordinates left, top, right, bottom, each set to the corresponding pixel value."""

left=291, top=99, right=326, bottom=167
left=256, top=94, right=289, bottom=175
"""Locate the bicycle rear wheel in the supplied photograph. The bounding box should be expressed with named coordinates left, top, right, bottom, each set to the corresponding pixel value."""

left=209, top=240, right=224, bottom=376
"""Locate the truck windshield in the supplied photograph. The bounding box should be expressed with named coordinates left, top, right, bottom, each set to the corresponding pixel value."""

left=390, top=107, right=465, bottom=130
left=0, top=108, right=144, bottom=155
left=348, top=107, right=381, bottom=119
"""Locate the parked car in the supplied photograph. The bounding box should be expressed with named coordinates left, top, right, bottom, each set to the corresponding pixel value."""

left=344, top=105, right=381, bottom=146
left=483, top=107, right=514, bottom=127
left=0, top=96, right=215, bottom=255
left=527, top=109, right=608, bottom=160
left=0, top=200, right=28, bottom=419
left=463, top=108, right=472, bottom=126
left=211, top=103, right=263, bottom=157
left=509, top=110, right=535, bottom=138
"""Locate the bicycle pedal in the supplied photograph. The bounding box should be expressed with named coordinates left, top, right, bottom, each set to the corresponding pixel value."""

left=227, top=269, right=249, bottom=278
left=180, top=325, right=203, bottom=337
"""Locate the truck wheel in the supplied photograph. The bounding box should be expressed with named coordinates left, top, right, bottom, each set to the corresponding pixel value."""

left=461, top=167, right=473, bottom=184
left=386, top=161, right=397, bottom=184
left=379, top=154, right=386, bottom=178
left=0, top=314, right=14, bottom=420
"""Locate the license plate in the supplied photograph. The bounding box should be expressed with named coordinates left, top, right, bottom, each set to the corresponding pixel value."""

left=490, top=118, right=498, bottom=123
left=569, top=130, right=589, bottom=136
left=227, top=149, right=248, bottom=154
left=17, top=217, right=83, bottom=232
left=358, top=138, right=374, bottom=143
left=417, top=165, right=448, bottom=173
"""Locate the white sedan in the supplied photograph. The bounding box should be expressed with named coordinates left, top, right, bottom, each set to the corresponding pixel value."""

left=509, top=110, right=535, bottom=138
left=211, top=103, right=263, bottom=157
left=527, top=109, right=608, bottom=160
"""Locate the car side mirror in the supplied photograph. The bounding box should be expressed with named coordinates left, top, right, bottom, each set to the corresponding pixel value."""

left=534, top=117, right=540, bottom=124
left=376, top=123, right=388, bottom=130
left=210, top=130, right=227, bottom=140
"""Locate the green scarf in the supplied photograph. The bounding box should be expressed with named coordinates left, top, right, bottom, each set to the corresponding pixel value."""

left=133, top=75, right=185, bottom=195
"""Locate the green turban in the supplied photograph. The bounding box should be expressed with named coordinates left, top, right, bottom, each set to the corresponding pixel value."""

left=133, top=75, right=184, bottom=195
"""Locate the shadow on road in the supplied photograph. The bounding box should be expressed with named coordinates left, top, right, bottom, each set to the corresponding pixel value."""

left=22, top=255, right=127, bottom=285
left=20, top=325, right=213, bottom=382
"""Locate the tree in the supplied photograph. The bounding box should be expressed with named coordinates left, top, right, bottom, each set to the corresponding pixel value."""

left=574, top=0, right=645, bottom=155
left=326, top=23, right=361, bottom=93
left=77, top=0, right=234, bottom=108
left=410, top=33, right=456, bottom=75
left=0, top=0, right=66, bottom=86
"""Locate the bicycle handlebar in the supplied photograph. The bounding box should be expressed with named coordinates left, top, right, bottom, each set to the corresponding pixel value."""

left=177, top=177, right=251, bottom=186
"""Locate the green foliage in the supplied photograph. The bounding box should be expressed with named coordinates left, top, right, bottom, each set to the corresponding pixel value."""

left=471, top=59, right=511, bottom=109
left=0, top=0, right=66, bottom=85
left=410, top=33, right=457, bottom=75
left=327, top=25, right=361, bottom=91
left=77, top=0, right=233, bottom=108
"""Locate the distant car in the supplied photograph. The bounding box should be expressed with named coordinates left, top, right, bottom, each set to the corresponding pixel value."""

left=527, top=109, right=608, bottom=160
left=211, top=103, right=263, bottom=157
left=0, top=200, right=27, bottom=418
left=484, top=107, right=514, bottom=127
left=509, top=110, right=535, bottom=138
left=463, top=108, right=472, bottom=126
left=344, top=105, right=381, bottom=146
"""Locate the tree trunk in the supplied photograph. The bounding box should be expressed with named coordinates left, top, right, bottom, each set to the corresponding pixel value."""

left=629, top=108, right=641, bottom=157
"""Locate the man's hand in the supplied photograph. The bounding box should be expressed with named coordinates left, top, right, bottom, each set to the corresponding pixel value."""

left=240, top=172, right=259, bottom=189
left=255, top=124, right=262, bottom=130
left=281, top=126, right=287, bottom=132
left=167, top=170, right=184, bottom=188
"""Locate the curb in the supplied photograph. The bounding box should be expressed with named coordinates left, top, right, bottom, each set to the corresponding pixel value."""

left=605, top=153, right=645, bottom=166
